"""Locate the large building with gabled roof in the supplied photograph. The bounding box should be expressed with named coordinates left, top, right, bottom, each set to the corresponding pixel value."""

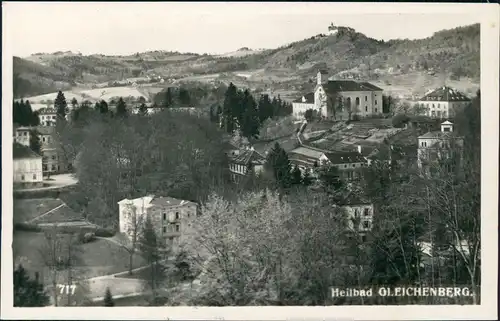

left=292, top=70, right=384, bottom=120
left=416, top=86, right=471, bottom=119
left=13, top=143, right=43, bottom=187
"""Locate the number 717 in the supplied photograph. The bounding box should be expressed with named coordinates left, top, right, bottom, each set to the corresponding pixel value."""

left=58, top=284, right=77, bottom=295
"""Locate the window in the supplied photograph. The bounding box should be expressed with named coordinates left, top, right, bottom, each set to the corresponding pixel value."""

left=52, top=116, right=56, bottom=119
left=52, top=155, right=56, bottom=160
left=365, top=106, right=368, bottom=112
left=21, top=175, right=25, bottom=181
left=432, top=104, right=435, bottom=108
left=361, top=235, right=367, bottom=242
left=24, top=132, right=27, bottom=136
left=354, top=209, right=360, bottom=217
left=51, top=165, right=56, bottom=171
left=47, top=137, right=51, bottom=143
left=375, top=108, right=377, bottom=113
left=163, top=226, right=166, bottom=233
left=175, top=224, right=180, bottom=232
left=364, top=208, right=370, bottom=216
left=344, top=165, right=347, bottom=168
left=437, top=104, right=440, bottom=108
left=375, top=100, right=377, bottom=105
left=355, top=97, right=360, bottom=106
left=42, top=137, right=46, bottom=142
left=352, top=164, right=356, bottom=167
left=175, top=212, right=180, bottom=220
left=33, top=174, right=37, bottom=180
left=163, top=212, right=166, bottom=220
left=365, top=96, right=368, bottom=101
left=363, top=221, right=371, bottom=229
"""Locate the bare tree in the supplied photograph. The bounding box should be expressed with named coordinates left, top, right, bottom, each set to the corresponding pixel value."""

left=116, top=203, right=145, bottom=275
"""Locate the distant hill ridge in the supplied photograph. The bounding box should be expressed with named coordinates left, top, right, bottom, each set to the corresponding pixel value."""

left=13, top=23, right=479, bottom=98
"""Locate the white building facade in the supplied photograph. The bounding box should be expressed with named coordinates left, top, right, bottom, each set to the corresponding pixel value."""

left=415, top=86, right=471, bottom=119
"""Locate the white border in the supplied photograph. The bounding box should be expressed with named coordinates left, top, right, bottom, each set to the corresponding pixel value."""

left=2, top=2, right=498, bottom=320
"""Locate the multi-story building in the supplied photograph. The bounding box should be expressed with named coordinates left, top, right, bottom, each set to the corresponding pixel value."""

left=38, top=108, right=58, bottom=126
left=227, top=147, right=266, bottom=182
left=292, top=70, right=384, bottom=120
left=292, top=93, right=315, bottom=118
left=118, top=195, right=198, bottom=252
left=13, top=143, right=43, bottom=188
left=415, top=86, right=471, bottom=119
left=417, top=121, right=463, bottom=175
left=288, top=146, right=367, bottom=180
left=13, top=126, right=32, bottom=147
left=37, top=126, right=70, bottom=175
left=333, top=192, right=374, bottom=240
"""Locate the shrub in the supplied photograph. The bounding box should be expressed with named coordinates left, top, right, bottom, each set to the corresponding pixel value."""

left=351, top=114, right=361, bottom=121
left=14, top=223, right=42, bottom=232
left=392, top=114, right=410, bottom=128
left=78, top=231, right=96, bottom=243
left=95, top=228, right=116, bottom=237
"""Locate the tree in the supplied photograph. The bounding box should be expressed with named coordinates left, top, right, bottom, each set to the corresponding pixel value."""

left=116, top=98, right=127, bottom=117
left=104, top=287, right=115, bottom=306
left=304, top=109, right=314, bottom=122
left=29, top=129, right=42, bottom=155
left=138, top=103, right=148, bottom=116
left=117, top=204, right=145, bottom=275
left=54, top=91, right=68, bottom=120
left=265, top=142, right=292, bottom=189
left=99, top=100, right=109, bottom=114
left=240, top=90, right=260, bottom=139
left=139, top=216, right=167, bottom=302
left=14, top=264, right=50, bottom=307
left=222, top=83, right=239, bottom=133
left=317, top=165, right=343, bottom=191
left=382, top=95, right=398, bottom=115
left=71, top=98, right=79, bottom=110
left=163, top=88, right=174, bottom=108
left=178, top=87, right=191, bottom=107
left=391, top=114, right=410, bottom=128
left=291, top=165, right=302, bottom=185
left=302, top=170, right=313, bottom=186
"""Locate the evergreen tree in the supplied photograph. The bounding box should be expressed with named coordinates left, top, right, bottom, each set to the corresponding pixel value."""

left=222, top=83, right=239, bottom=133
left=257, top=94, right=274, bottom=122
left=54, top=91, right=67, bottom=120
left=13, top=264, right=50, bottom=307
left=29, top=130, right=42, bottom=155
left=163, top=88, right=174, bottom=108
left=291, top=165, right=303, bottom=185
left=138, top=103, right=148, bottom=116
left=99, top=100, right=109, bottom=114
left=317, top=165, right=343, bottom=191
left=13, top=99, right=38, bottom=126
left=178, top=87, right=191, bottom=107
left=104, top=287, right=115, bottom=306
left=94, top=101, right=101, bottom=112
left=265, top=142, right=292, bottom=189
left=240, top=90, right=260, bottom=139
left=71, top=97, right=79, bottom=110
left=116, top=98, right=128, bottom=117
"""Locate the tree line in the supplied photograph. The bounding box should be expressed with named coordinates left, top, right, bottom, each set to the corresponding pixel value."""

left=213, top=82, right=292, bottom=139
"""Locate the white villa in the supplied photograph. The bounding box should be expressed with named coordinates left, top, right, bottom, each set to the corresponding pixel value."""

left=292, top=70, right=384, bottom=120
left=415, top=86, right=471, bottom=119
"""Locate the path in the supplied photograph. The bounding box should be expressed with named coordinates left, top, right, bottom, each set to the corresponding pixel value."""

left=15, top=174, right=78, bottom=192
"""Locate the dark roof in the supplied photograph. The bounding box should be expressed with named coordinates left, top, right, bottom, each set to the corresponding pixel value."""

left=418, top=131, right=461, bottom=139
left=335, top=191, right=372, bottom=206
left=150, top=196, right=197, bottom=207
left=293, top=92, right=315, bottom=103
left=325, top=151, right=366, bottom=164
left=13, top=143, right=41, bottom=159
left=38, top=108, right=57, bottom=114
left=322, top=80, right=383, bottom=94
left=360, top=82, right=384, bottom=91
left=420, top=86, right=471, bottom=102
left=289, top=153, right=318, bottom=167
left=228, top=149, right=266, bottom=165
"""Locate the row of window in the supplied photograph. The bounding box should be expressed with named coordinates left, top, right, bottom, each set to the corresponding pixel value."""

left=42, top=155, right=58, bottom=161
left=230, top=163, right=247, bottom=174
left=162, top=211, right=181, bottom=221
left=20, top=174, right=38, bottom=181
left=40, top=115, right=56, bottom=120
left=429, top=110, right=447, bottom=118
left=162, top=223, right=180, bottom=233
left=354, top=208, right=371, bottom=217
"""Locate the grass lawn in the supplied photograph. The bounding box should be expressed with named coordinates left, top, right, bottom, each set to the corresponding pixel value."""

left=13, top=198, right=64, bottom=223
left=13, top=231, right=147, bottom=282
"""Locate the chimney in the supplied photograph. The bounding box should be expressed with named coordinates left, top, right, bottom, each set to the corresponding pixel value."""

left=357, top=145, right=362, bottom=154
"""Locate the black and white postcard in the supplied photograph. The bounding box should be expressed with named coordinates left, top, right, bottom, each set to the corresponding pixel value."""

left=2, top=2, right=498, bottom=320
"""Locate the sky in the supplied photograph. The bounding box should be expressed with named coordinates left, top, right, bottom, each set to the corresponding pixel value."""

left=4, top=2, right=482, bottom=57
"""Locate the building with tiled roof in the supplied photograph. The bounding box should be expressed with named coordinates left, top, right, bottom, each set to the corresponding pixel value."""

left=33, top=126, right=70, bottom=175
left=288, top=146, right=367, bottom=180
left=311, top=70, right=384, bottom=120
left=13, top=143, right=43, bottom=187
left=416, top=86, right=471, bottom=119
left=118, top=195, right=198, bottom=252
left=227, top=147, right=266, bottom=181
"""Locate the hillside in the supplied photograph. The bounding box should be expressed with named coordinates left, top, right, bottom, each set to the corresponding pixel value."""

left=13, top=23, right=479, bottom=99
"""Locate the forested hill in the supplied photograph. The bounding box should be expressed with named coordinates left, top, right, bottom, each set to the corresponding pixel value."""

left=13, top=23, right=479, bottom=98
